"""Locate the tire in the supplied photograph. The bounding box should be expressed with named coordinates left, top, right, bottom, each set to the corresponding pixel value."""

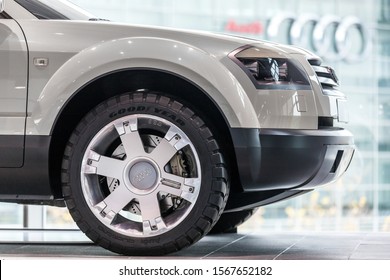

left=209, top=208, right=257, bottom=234
left=61, top=92, right=229, bottom=255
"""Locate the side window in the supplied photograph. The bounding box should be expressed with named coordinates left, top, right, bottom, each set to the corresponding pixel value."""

left=15, top=0, right=68, bottom=20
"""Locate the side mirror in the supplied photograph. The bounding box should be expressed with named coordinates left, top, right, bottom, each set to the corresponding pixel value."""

left=0, top=0, right=4, bottom=14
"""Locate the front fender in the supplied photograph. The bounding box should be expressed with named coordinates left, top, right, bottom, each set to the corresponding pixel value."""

left=26, top=37, right=259, bottom=135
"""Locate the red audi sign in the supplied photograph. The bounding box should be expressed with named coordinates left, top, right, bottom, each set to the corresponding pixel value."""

left=225, top=20, right=264, bottom=35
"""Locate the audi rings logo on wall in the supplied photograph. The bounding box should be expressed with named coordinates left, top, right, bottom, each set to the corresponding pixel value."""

left=267, top=14, right=369, bottom=63
left=225, top=14, right=370, bottom=63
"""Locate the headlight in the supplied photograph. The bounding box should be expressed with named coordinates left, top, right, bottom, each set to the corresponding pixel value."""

left=230, top=46, right=311, bottom=90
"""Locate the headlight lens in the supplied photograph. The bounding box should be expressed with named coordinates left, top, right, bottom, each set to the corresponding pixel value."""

left=230, top=46, right=311, bottom=90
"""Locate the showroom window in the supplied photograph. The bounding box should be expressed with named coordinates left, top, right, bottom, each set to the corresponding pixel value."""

left=0, top=204, right=23, bottom=228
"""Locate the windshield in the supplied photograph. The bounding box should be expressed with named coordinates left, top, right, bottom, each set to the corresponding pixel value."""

left=15, top=0, right=96, bottom=20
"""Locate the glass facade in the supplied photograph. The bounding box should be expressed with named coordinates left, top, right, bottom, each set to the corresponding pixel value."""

left=0, top=204, right=23, bottom=228
left=1, top=0, right=389, bottom=232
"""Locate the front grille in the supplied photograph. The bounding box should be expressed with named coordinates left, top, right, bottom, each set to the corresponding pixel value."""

left=312, top=65, right=339, bottom=89
left=309, top=60, right=342, bottom=96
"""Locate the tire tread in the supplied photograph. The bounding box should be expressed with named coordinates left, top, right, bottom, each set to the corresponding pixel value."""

left=61, top=92, right=229, bottom=255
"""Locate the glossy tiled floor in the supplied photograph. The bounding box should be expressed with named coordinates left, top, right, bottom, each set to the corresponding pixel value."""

left=1, top=229, right=390, bottom=259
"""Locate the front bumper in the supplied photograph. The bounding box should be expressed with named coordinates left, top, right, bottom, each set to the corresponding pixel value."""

left=230, top=128, right=354, bottom=191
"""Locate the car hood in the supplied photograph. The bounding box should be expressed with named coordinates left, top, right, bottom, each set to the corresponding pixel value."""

left=19, top=19, right=314, bottom=59
left=102, top=21, right=316, bottom=58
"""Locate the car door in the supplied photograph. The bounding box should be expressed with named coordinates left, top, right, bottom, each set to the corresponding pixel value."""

left=0, top=14, right=28, bottom=167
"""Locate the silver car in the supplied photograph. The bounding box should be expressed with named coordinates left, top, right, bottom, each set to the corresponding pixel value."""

left=0, top=0, right=354, bottom=255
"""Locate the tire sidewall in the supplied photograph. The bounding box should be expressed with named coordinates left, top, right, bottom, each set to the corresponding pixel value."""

left=65, top=94, right=218, bottom=253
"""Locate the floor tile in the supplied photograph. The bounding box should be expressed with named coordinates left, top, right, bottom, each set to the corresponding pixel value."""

left=1, top=230, right=390, bottom=259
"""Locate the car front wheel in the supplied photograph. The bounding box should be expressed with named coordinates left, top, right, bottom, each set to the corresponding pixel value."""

left=61, top=92, right=229, bottom=255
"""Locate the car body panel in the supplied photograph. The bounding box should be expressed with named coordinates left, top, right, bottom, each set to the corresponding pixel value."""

left=18, top=20, right=259, bottom=134
left=0, top=18, right=28, bottom=167
left=0, top=0, right=354, bottom=206
left=0, top=19, right=27, bottom=134
left=11, top=18, right=335, bottom=135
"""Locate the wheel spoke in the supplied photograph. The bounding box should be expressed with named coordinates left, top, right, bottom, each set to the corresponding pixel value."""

left=151, top=138, right=178, bottom=167
left=181, top=178, right=201, bottom=204
left=83, top=150, right=125, bottom=180
left=115, top=119, right=145, bottom=159
left=138, top=193, right=166, bottom=234
left=160, top=173, right=200, bottom=204
left=161, top=172, right=185, bottom=188
left=164, top=126, right=191, bottom=151
left=159, top=184, right=182, bottom=197
left=94, top=185, right=135, bottom=223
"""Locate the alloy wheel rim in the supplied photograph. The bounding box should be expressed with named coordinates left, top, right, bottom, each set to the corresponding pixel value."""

left=80, top=114, right=201, bottom=237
